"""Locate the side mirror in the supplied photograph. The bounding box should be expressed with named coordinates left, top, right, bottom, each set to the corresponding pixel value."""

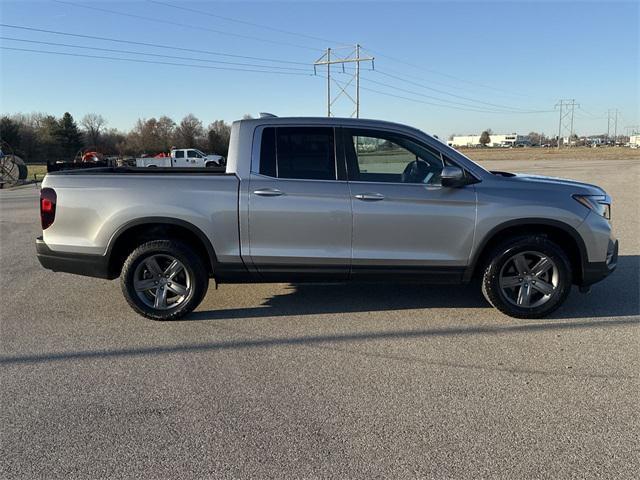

left=440, top=166, right=466, bottom=187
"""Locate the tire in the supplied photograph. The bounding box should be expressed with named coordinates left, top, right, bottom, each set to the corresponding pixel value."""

left=481, top=235, right=572, bottom=319
left=120, top=240, right=209, bottom=320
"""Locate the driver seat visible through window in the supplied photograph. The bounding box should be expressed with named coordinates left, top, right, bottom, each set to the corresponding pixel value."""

left=343, top=128, right=445, bottom=184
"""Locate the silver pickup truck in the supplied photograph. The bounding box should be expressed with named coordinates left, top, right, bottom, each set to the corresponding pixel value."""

left=36, top=117, right=618, bottom=320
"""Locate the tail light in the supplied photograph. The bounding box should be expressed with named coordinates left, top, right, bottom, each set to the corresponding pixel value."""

left=40, top=188, right=57, bottom=230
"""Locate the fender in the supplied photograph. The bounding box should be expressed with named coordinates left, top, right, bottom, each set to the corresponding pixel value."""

left=105, top=216, right=219, bottom=272
left=463, top=217, right=588, bottom=282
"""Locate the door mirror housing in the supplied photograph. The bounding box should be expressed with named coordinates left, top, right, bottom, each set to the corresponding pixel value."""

left=440, top=165, right=466, bottom=187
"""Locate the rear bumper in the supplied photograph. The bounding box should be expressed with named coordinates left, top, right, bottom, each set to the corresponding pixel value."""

left=36, top=237, right=114, bottom=279
left=581, top=238, right=618, bottom=286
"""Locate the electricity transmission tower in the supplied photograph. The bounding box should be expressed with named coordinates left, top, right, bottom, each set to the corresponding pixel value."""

left=314, top=45, right=374, bottom=118
left=607, top=109, right=619, bottom=143
left=555, top=99, right=579, bottom=148
left=624, top=125, right=639, bottom=136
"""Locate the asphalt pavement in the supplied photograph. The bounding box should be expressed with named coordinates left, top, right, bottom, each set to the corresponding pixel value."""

left=1, top=157, right=638, bottom=479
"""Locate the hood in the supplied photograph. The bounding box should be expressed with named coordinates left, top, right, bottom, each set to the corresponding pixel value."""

left=493, top=171, right=606, bottom=195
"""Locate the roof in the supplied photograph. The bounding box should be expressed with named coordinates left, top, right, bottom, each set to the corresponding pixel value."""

left=234, top=116, right=427, bottom=136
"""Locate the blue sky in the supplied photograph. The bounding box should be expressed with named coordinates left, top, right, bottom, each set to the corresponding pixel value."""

left=1, top=0, right=638, bottom=137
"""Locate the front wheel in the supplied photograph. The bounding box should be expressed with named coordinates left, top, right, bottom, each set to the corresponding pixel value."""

left=121, top=240, right=209, bottom=320
left=481, top=235, right=572, bottom=318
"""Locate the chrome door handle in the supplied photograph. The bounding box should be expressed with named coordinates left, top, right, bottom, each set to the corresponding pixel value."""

left=253, top=188, right=283, bottom=197
left=354, top=193, right=385, bottom=201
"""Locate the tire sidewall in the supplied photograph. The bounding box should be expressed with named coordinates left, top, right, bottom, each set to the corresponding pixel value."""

left=484, top=237, right=572, bottom=318
left=121, top=240, right=207, bottom=320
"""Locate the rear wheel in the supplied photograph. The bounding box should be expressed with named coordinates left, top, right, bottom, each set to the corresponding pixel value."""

left=121, top=240, right=208, bottom=320
left=481, top=235, right=572, bottom=318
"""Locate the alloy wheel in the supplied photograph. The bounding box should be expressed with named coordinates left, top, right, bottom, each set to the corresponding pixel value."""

left=133, top=254, right=191, bottom=310
left=498, top=250, right=559, bottom=308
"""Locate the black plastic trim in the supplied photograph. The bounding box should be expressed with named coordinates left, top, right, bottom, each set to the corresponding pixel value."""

left=36, top=237, right=113, bottom=279
left=351, top=265, right=464, bottom=283
left=105, top=217, right=223, bottom=274
left=463, top=218, right=589, bottom=283
left=582, top=239, right=618, bottom=286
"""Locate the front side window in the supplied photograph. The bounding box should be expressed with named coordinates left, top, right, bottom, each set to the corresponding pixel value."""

left=259, top=127, right=336, bottom=181
left=345, top=129, right=445, bottom=184
left=187, top=150, right=202, bottom=158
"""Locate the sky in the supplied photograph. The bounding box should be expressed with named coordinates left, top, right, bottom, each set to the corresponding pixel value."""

left=0, top=0, right=638, bottom=138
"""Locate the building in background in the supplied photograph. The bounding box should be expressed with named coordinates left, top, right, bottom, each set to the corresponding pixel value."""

left=448, top=133, right=530, bottom=148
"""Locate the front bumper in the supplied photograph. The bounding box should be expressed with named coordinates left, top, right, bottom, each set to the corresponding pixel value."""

left=581, top=238, right=618, bottom=286
left=36, top=237, right=113, bottom=279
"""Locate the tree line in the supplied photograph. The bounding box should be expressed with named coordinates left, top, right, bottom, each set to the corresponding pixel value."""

left=0, top=112, right=245, bottom=163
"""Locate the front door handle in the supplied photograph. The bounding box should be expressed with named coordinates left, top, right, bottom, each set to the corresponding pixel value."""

left=354, top=192, right=385, bottom=201
left=253, top=188, right=284, bottom=197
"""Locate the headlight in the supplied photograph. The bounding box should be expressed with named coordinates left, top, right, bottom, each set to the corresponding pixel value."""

left=573, top=194, right=611, bottom=219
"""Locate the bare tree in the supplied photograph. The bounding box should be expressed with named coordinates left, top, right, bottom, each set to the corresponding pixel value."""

left=175, top=114, right=204, bottom=148
left=207, top=120, right=231, bottom=156
left=80, top=113, right=107, bottom=146
left=156, top=116, right=176, bottom=151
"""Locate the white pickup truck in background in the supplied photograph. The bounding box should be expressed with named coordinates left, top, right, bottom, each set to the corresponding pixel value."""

left=135, top=148, right=225, bottom=168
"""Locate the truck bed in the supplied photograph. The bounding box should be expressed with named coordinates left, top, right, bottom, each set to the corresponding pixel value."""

left=40, top=170, right=241, bottom=265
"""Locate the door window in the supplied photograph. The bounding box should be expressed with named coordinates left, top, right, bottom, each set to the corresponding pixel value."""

left=259, top=127, right=336, bottom=181
left=187, top=150, right=202, bottom=158
left=344, top=129, right=445, bottom=184
left=174, top=150, right=185, bottom=159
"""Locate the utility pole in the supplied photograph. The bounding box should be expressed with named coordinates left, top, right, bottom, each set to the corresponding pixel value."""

left=355, top=44, right=360, bottom=118
left=555, top=99, right=578, bottom=148
left=326, top=48, right=331, bottom=118
left=607, top=109, right=619, bottom=144
left=314, top=45, right=374, bottom=118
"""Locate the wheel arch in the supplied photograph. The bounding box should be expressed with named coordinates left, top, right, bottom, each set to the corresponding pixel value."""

left=106, top=217, right=217, bottom=278
left=465, top=218, right=588, bottom=285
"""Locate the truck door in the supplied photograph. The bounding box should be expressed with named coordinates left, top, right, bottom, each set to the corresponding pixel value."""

left=173, top=150, right=185, bottom=167
left=248, top=126, right=352, bottom=281
left=342, top=127, right=476, bottom=281
left=186, top=150, right=202, bottom=167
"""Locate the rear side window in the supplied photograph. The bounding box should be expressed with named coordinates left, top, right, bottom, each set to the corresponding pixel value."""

left=259, top=127, right=336, bottom=180
left=259, top=128, right=277, bottom=177
left=174, top=150, right=185, bottom=159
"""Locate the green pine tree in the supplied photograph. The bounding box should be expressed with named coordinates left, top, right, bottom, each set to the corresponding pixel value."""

left=56, top=112, right=82, bottom=160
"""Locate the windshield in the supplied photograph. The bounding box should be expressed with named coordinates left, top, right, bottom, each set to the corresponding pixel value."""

left=420, top=130, right=490, bottom=176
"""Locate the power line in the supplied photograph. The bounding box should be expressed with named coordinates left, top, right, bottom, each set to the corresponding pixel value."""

left=53, top=0, right=558, bottom=112
left=359, top=75, right=553, bottom=114
left=337, top=77, right=552, bottom=115
left=53, top=0, right=322, bottom=52
left=0, top=37, right=312, bottom=72
left=150, top=1, right=547, bottom=105
left=364, top=47, right=539, bottom=100
left=0, top=46, right=315, bottom=76
left=373, top=69, right=548, bottom=113
left=0, top=24, right=309, bottom=65
left=148, top=0, right=346, bottom=46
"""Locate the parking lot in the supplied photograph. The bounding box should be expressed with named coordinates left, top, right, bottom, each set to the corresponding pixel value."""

left=1, top=155, right=638, bottom=478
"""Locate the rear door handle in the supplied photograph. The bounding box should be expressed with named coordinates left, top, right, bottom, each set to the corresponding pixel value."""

left=354, top=192, right=385, bottom=201
left=253, top=188, right=284, bottom=197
